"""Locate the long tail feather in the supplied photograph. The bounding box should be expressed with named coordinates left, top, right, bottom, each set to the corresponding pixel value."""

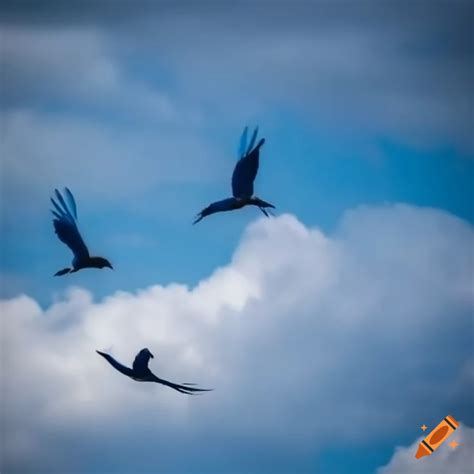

left=54, top=267, right=71, bottom=276
left=154, top=375, right=213, bottom=395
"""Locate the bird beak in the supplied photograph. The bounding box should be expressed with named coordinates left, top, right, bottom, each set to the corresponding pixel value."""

left=108, top=264, right=114, bottom=270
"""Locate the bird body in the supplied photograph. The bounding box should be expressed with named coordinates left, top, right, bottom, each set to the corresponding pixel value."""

left=194, top=127, right=275, bottom=224
left=51, top=188, right=113, bottom=276
left=96, top=348, right=212, bottom=395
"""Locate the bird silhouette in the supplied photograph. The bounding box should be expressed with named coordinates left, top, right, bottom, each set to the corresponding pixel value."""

left=193, top=126, right=275, bottom=224
left=51, top=188, right=113, bottom=276
left=96, top=348, right=212, bottom=395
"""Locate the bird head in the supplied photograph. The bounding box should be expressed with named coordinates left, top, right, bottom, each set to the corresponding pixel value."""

left=249, top=197, right=276, bottom=217
left=93, top=257, right=113, bottom=270
left=142, top=348, right=154, bottom=359
left=250, top=197, right=275, bottom=209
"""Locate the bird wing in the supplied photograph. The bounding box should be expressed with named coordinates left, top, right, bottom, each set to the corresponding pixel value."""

left=193, top=198, right=238, bottom=224
left=63, top=187, right=78, bottom=219
left=245, top=126, right=259, bottom=156
left=132, top=349, right=152, bottom=372
left=150, top=373, right=213, bottom=395
left=231, top=127, right=265, bottom=198
left=51, top=188, right=89, bottom=260
left=96, top=351, right=134, bottom=378
left=237, top=126, right=249, bottom=159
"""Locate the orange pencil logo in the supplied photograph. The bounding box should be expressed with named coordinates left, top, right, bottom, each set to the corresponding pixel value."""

left=415, top=415, right=459, bottom=459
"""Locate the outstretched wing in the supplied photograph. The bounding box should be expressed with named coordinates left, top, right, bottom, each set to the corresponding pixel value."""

left=193, top=198, right=238, bottom=224
left=151, top=373, right=213, bottom=395
left=132, top=349, right=152, bottom=372
left=51, top=188, right=89, bottom=261
left=237, top=126, right=248, bottom=159
left=96, top=351, right=134, bottom=378
left=245, top=126, right=259, bottom=156
left=232, top=127, right=265, bottom=198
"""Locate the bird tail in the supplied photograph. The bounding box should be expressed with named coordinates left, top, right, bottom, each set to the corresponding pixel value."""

left=153, top=375, right=213, bottom=395
left=54, top=267, right=71, bottom=276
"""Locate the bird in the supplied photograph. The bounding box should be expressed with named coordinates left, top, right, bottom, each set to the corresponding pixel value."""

left=96, top=348, right=212, bottom=395
left=193, top=126, right=275, bottom=224
left=50, top=187, right=113, bottom=276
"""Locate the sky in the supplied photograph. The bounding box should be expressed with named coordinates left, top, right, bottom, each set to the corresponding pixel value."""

left=1, top=1, right=473, bottom=473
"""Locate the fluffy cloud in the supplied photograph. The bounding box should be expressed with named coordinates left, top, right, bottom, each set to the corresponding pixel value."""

left=377, top=424, right=474, bottom=474
left=1, top=204, right=473, bottom=473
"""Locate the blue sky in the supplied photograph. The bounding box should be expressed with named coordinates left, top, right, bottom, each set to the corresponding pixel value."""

left=1, top=2, right=473, bottom=473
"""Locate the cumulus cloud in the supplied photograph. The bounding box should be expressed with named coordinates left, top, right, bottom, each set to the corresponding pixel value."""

left=377, top=424, right=474, bottom=474
left=1, top=205, right=473, bottom=473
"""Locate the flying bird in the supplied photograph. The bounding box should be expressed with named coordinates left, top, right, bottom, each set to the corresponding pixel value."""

left=193, top=126, right=275, bottom=224
left=96, top=348, right=212, bottom=395
left=51, top=188, right=113, bottom=276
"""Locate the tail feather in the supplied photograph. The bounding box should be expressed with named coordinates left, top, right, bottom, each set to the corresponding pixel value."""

left=54, top=267, right=71, bottom=276
left=153, top=375, right=213, bottom=395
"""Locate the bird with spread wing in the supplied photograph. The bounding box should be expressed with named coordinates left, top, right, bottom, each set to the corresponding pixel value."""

left=96, top=348, right=212, bottom=395
left=51, top=188, right=113, bottom=276
left=193, top=126, right=275, bottom=224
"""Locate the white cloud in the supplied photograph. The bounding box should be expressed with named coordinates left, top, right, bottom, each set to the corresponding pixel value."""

left=1, top=205, right=473, bottom=473
left=377, top=424, right=474, bottom=474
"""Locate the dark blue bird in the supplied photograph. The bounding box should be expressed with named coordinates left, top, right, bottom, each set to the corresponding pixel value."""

left=96, top=348, right=212, bottom=395
left=51, top=188, right=113, bottom=276
left=193, top=126, right=275, bottom=224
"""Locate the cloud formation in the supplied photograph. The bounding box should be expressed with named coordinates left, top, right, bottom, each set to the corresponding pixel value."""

left=2, top=1, right=473, bottom=150
left=1, top=205, right=473, bottom=473
left=377, top=424, right=474, bottom=474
